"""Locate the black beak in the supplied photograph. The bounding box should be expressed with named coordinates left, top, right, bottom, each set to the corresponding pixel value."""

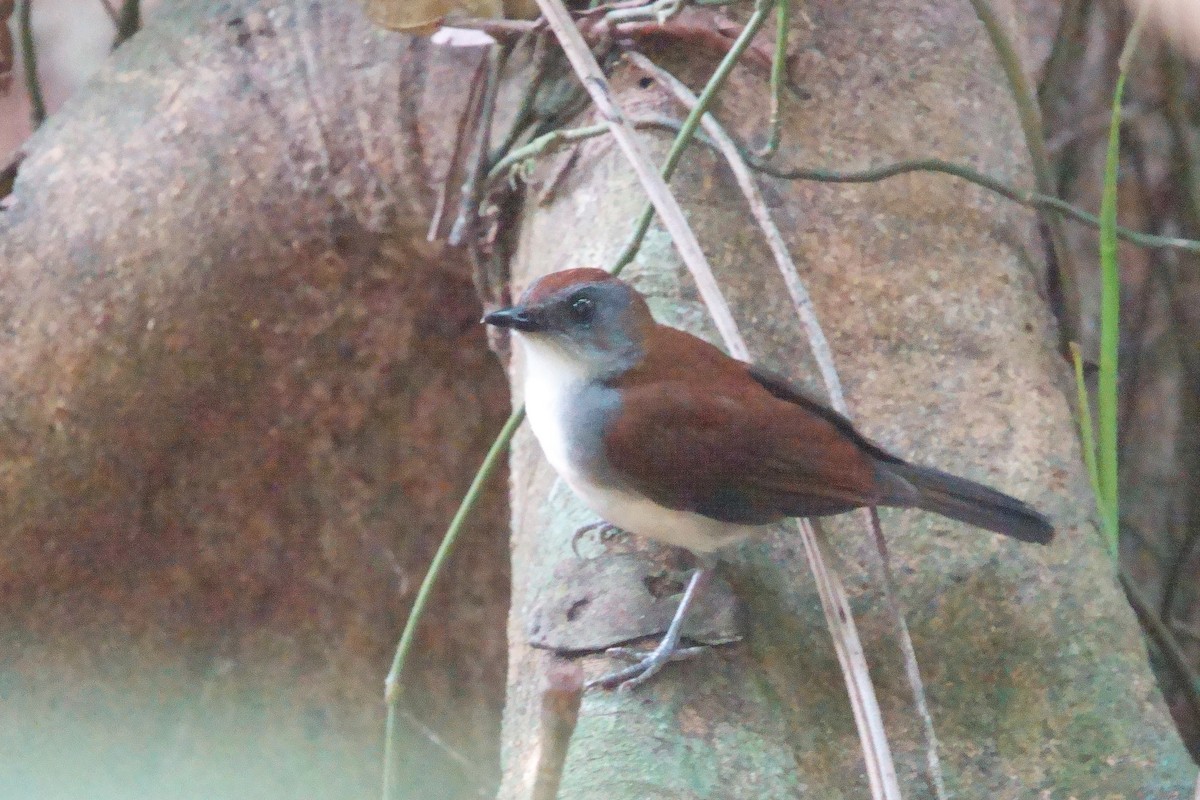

left=482, top=306, right=540, bottom=332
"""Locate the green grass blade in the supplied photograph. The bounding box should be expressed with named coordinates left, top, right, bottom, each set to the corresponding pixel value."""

left=1096, top=67, right=1124, bottom=562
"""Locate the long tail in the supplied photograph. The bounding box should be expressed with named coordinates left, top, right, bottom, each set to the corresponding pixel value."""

left=879, top=461, right=1054, bottom=544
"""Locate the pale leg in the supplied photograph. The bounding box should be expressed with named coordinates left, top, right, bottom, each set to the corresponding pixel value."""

left=587, top=563, right=714, bottom=691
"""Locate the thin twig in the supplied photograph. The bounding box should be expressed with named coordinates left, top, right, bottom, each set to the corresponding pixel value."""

left=534, top=0, right=749, bottom=357
left=967, top=0, right=1078, bottom=343
left=754, top=0, right=789, bottom=159
left=398, top=708, right=493, bottom=799
left=866, top=509, right=948, bottom=800
left=1069, top=344, right=1102, bottom=511
left=381, top=409, right=525, bottom=800
left=489, top=113, right=1200, bottom=255
left=18, top=0, right=45, bottom=128
left=485, top=116, right=723, bottom=198
left=490, top=32, right=553, bottom=168
left=1119, top=571, right=1200, bottom=725
left=428, top=52, right=491, bottom=243
left=625, top=54, right=844, bottom=423
left=630, top=53, right=931, bottom=799
left=486, top=122, right=610, bottom=190
left=450, top=44, right=507, bottom=249
left=609, top=0, right=774, bottom=277
left=750, top=157, right=1200, bottom=254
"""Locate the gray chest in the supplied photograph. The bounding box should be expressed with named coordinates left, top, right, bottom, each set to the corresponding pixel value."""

left=524, top=368, right=620, bottom=489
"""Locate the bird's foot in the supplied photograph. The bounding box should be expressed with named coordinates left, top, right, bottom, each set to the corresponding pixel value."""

left=570, top=520, right=625, bottom=558
left=586, top=640, right=708, bottom=692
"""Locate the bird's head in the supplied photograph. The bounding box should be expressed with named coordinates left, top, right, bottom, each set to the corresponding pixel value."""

left=482, top=268, right=654, bottom=380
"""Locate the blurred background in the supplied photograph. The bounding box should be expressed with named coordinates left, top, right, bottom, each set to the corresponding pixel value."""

left=2, top=0, right=1199, bottom=795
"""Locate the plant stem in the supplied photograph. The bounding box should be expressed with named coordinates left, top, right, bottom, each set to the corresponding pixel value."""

left=967, top=0, right=1078, bottom=342
left=754, top=0, right=790, bottom=159
left=19, top=0, right=45, bottom=128
left=609, top=0, right=773, bottom=275
left=381, top=408, right=525, bottom=800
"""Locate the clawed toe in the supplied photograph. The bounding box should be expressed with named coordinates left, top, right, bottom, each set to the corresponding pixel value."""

left=604, top=644, right=709, bottom=665
left=587, top=641, right=709, bottom=691
left=570, top=521, right=624, bottom=558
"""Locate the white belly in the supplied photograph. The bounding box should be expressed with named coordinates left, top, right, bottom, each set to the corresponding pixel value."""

left=521, top=340, right=762, bottom=553
left=561, top=477, right=761, bottom=553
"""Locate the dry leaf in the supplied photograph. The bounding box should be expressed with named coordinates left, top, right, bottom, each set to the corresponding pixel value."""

left=367, top=0, right=536, bottom=35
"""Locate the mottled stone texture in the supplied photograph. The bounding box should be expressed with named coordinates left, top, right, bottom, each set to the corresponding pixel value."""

left=0, top=3, right=509, bottom=798
left=499, top=1, right=1195, bottom=798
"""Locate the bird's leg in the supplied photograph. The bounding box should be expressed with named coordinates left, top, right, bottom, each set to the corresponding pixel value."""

left=587, top=563, right=715, bottom=691
left=570, top=520, right=624, bottom=558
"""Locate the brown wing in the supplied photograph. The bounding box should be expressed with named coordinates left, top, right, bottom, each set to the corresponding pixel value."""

left=603, top=329, right=883, bottom=524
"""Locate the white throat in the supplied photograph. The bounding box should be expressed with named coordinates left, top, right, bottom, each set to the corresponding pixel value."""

left=519, top=336, right=590, bottom=485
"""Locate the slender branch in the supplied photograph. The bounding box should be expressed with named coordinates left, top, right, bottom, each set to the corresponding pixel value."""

left=397, top=708, right=493, bottom=799
left=490, top=32, right=553, bottom=168
left=427, top=53, right=490, bottom=243
left=1036, top=0, right=1085, bottom=107
left=18, top=0, right=45, bottom=128
left=491, top=112, right=1200, bottom=255
left=449, top=44, right=507, bottom=248
left=486, top=122, right=611, bottom=190
left=866, top=509, right=948, bottom=800
left=1119, top=571, right=1200, bottom=726
left=967, top=0, right=1079, bottom=341
left=609, top=0, right=774, bottom=278
left=625, top=53, right=844, bottom=420
left=1093, top=5, right=1152, bottom=561
left=750, top=157, right=1200, bottom=254
left=754, top=0, right=789, bottom=159
left=381, top=408, right=525, bottom=800
left=535, top=0, right=750, bottom=357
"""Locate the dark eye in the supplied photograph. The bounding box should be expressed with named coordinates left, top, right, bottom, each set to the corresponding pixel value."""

left=569, top=295, right=595, bottom=323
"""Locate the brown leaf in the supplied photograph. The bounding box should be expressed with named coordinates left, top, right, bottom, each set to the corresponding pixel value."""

left=365, top=0, right=504, bottom=34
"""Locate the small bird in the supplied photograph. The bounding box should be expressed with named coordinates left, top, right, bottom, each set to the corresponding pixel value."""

left=484, top=268, right=1054, bottom=690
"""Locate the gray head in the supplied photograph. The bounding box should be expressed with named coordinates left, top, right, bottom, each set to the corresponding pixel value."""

left=482, top=268, right=654, bottom=380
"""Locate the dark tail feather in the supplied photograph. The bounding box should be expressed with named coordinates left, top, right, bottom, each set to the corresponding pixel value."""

left=879, top=461, right=1054, bottom=544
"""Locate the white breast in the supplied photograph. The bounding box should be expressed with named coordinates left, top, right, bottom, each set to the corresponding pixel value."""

left=521, top=340, right=587, bottom=484
left=519, top=337, right=763, bottom=553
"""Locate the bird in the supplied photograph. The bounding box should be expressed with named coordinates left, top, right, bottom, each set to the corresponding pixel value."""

left=483, top=267, right=1054, bottom=691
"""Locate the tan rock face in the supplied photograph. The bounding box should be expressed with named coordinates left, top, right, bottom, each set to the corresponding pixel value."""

left=0, top=4, right=510, bottom=798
